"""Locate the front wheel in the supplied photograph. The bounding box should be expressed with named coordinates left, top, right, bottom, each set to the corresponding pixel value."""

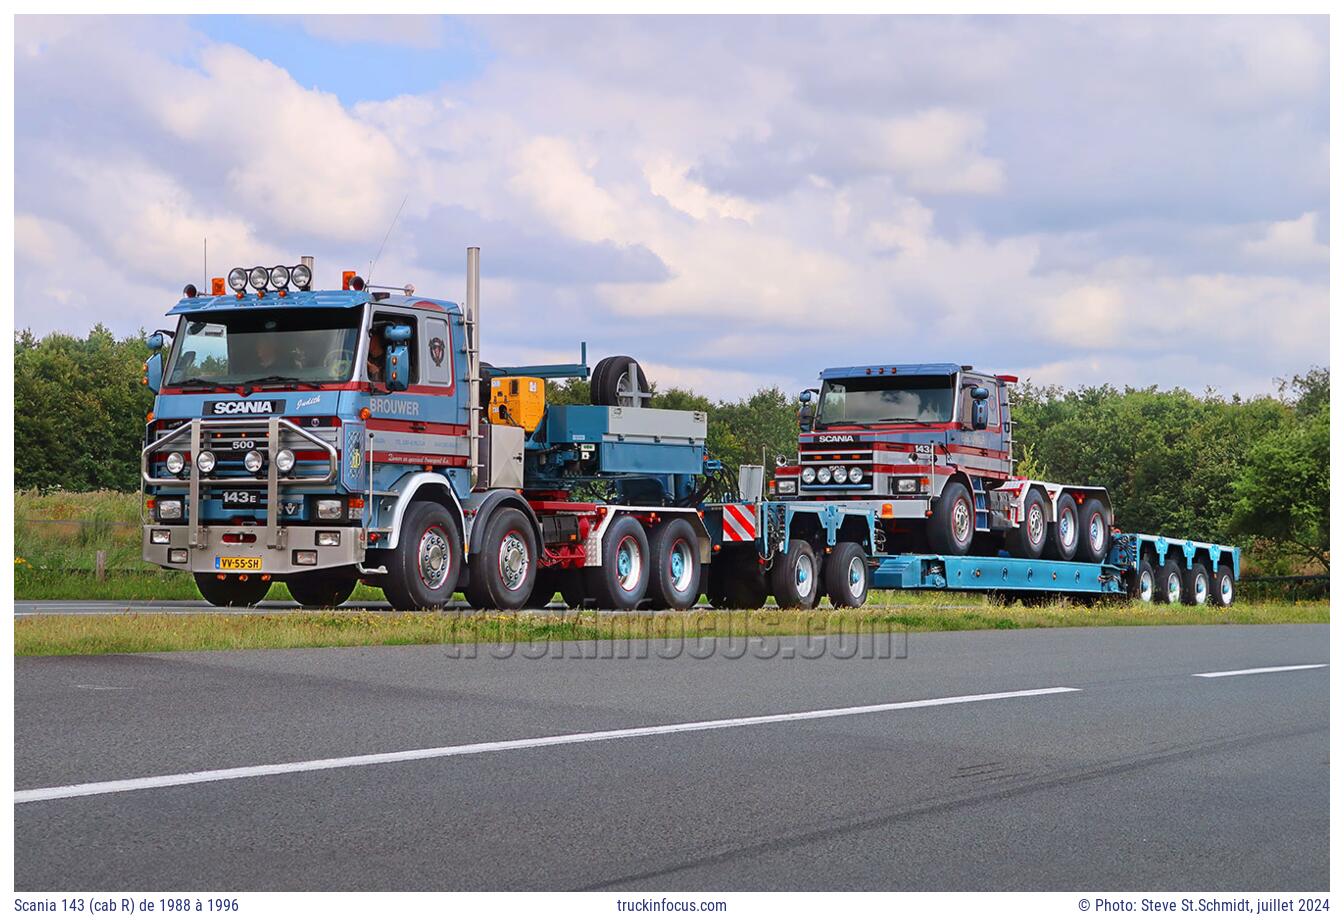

left=286, top=569, right=357, bottom=608
left=927, top=482, right=975, bottom=555
left=464, top=507, right=538, bottom=611
left=824, top=542, right=869, bottom=608
left=383, top=502, right=463, bottom=610
left=770, top=540, right=819, bottom=609
left=194, top=573, right=271, bottom=607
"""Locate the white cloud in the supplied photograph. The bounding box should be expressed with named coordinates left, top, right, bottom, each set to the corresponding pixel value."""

left=1242, top=212, right=1328, bottom=265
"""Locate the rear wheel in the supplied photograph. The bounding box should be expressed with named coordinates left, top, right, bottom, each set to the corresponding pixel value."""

left=1077, top=498, right=1111, bottom=563
left=824, top=542, right=869, bottom=608
left=770, top=540, right=819, bottom=609
left=1183, top=562, right=1211, bottom=606
left=382, top=502, right=463, bottom=610
left=195, top=573, right=271, bottom=607
left=1155, top=558, right=1183, bottom=605
left=1006, top=487, right=1048, bottom=559
left=286, top=569, right=357, bottom=608
left=1211, top=564, right=1236, bottom=607
left=588, top=515, right=650, bottom=609
left=1047, top=494, right=1080, bottom=561
left=648, top=518, right=701, bottom=610
left=464, top=507, right=537, bottom=611
left=927, top=482, right=975, bottom=555
left=1132, top=558, right=1157, bottom=602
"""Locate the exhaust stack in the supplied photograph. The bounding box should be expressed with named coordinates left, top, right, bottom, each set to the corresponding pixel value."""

left=466, top=247, right=481, bottom=489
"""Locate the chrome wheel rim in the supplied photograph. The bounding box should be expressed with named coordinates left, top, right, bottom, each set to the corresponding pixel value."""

left=1139, top=570, right=1154, bottom=602
left=847, top=555, right=865, bottom=598
left=1027, top=504, right=1045, bottom=546
left=1059, top=508, right=1076, bottom=549
left=952, top=498, right=972, bottom=544
left=498, top=531, right=530, bottom=591
left=417, top=526, right=452, bottom=590
left=616, top=535, right=643, bottom=592
left=1166, top=572, right=1181, bottom=602
left=794, top=551, right=815, bottom=597
left=668, top=539, right=694, bottom=593
left=1219, top=575, right=1233, bottom=604
left=1193, top=573, right=1208, bottom=605
left=1089, top=513, right=1105, bottom=552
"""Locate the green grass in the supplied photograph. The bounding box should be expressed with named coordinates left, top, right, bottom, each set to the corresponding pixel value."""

left=14, top=598, right=1329, bottom=657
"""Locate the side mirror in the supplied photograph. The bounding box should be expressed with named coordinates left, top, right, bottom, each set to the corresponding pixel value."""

left=385, top=343, right=410, bottom=392
left=970, top=386, right=990, bottom=430
left=147, top=332, right=165, bottom=351
left=798, top=389, right=813, bottom=404
left=384, top=324, right=413, bottom=344
left=144, top=352, right=163, bottom=394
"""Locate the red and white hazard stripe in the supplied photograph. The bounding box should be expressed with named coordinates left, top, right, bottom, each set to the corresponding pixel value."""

left=721, top=503, right=757, bottom=542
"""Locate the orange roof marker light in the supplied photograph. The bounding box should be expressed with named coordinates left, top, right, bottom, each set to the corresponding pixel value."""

left=211, top=277, right=226, bottom=296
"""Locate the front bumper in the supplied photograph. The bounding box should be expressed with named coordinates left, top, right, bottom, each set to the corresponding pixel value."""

left=144, top=525, right=366, bottom=574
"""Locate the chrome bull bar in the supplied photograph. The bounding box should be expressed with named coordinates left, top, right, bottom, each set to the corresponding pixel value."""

left=141, top=417, right=339, bottom=550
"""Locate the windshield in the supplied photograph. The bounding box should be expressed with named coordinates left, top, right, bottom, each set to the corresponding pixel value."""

left=815, top=374, right=956, bottom=427
left=166, top=309, right=362, bottom=387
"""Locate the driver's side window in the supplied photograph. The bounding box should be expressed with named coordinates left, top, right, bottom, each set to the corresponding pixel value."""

left=370, top=311, right=419, bottom=384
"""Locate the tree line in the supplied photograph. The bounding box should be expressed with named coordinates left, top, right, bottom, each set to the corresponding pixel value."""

left=15, top=327, right=1328, bottom=572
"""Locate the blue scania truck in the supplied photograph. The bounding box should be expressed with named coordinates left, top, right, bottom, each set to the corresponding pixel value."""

left=141, top=248, right=1237, bottom=610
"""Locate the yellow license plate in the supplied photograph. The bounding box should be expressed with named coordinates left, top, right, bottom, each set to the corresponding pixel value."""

left=217, top=556, right=263, bottom=571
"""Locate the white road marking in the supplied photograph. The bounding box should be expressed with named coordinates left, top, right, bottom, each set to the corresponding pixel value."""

left=15, top=686, right=1079, bottom=804
left=1194, top=663, right=1328, bottom=678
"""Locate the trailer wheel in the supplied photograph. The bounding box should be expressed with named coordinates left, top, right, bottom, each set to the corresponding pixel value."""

left=591, top=356, right=649, bottom=407
left=587, top=515, right=650, bottom=609
left=1183, top=562, right=1211, bottom=606
left=648, top=518, right=701, bottom=610
left=824, top=542, right=869, bottom=608
left=1047, top=494, right=1080, bottom=561
left=286, top=569, right=357, bottom=608
left=194, top=573, right=271, bottom=607
left=1006, top=487, right=1048, bottom=559
left=1211, top=564, right=1236, bottom=607
left=927, top=482, right=975, bottom=555
left=771, top=540, right=820, bottom=609
left=527, top=568, right=559, bottom=609
left=1077, top=498, right=1110, bottom=563
left=1155, top=557, right=1183, bottom=605
left=1132, top=558, right=1157, bottom=603
left=464, top=507, right=537, bottom=611
left=383, top=502, right=464, bottom=610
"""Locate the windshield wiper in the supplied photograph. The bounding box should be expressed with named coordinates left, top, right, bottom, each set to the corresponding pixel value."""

left=170, top=377, right=228, bottom=390
left=236, top=374, right=307, bottom=388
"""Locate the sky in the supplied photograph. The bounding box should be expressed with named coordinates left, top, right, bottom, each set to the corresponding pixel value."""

left=13, top=14, right=1330, bottom=400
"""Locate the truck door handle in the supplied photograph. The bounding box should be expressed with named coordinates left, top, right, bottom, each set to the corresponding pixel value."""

left=411, top=422, right=427, bottom=432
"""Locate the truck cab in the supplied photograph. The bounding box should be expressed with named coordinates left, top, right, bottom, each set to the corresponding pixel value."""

left=774, top=363, right=1112, bottom=562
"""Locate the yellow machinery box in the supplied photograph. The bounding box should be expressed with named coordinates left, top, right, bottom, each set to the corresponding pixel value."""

left=489, top=376, right=546, bottom=431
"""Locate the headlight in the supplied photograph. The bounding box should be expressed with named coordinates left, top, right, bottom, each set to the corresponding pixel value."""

left=243, top=449, right=264, bottom=473
left=897, top=478, right=918, bottom=493
left=317, top=499, right=344, bottom=520
left=165, top=451, right=185, bottom=474
left=801, top=467, right=817, bottom=484
left=157, top=499, right=183, bottom=520
left=290, top=263, right=312, bottom=290
left=196, top=450, right=216, bottom=473
left=316, top=530, right=341, bottom=546
left=817, top=467, right=832, bottom=484
left=227, top=267, right=248, bottom=293
left=248, top=266, right=269, bottom=290
left=269, top=265, right=291, bottom=289
left=776, top=480, right=797, bottom=495
left=150, top=529, right=171, bottom=544
left=275, top=449, right=296, bottom=473
left=848, top=466, right=864, bottom=484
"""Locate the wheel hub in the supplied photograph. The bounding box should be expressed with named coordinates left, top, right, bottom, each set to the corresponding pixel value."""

left=417, top=527, right=451, bottom=590
left=498, top=532, right=529, bottom=591
left=953, top=499, right=972, bottom=544
left=847, top=556, right=864, bottom=597
left=616, top=536, right=643, bottom=591
left=669, top=540, right=693, bottom=592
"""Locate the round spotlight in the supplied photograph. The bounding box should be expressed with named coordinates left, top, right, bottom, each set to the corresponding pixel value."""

left=248, top=266, right=269, bottom=291
left=801, top=467, right=817, bottom=484
left=817, top=467, right=832, bottom=484
left=227, top=268, right=248, bottom=293
left=196, top=450, right=216, bottom=474
left=349, top=275, right=365, bottom=292
left=831, top=465, right=847, bottom=483
left=243, top=449, right=264, bottom=473
left=182, top=284, right=198, bottom=298
left=165, top=452, right=185, bottom=474
left=269, top=265, right=291, bottom=289
left=847, top=466, right=863, bottom=484
left=275, top=449, right=296, bottom=473
left=290, top=264, right=312, bottom=290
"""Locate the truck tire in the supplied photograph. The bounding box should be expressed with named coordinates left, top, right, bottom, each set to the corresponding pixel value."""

left=1155, top=557, right=1183, bottom=605
left=824, top=542, right=869, bottom=608
left=464, top=507, right=537, bottom=611
left=1211, top=564, right=1236, bottom=607
left=770, top=540, right=819, bottom=609
left=194, top=573, right=271, bottom=607
left=1132, top=558, right=1157, bottom=602
left=286, top=569, right=357, bottom=608
left=1077, top=497, right=1111, bottom=563
left=647, top=518, right=701, bottom=610
left=1047, top=494, right=1080, bottom=561
left=1006, top=487, right=1048, bottom=559
left=383, top=502, right=463, bottom=610
left=527, top=568, right=558, bottom=608
left=587, top=515, right=650, bottom=609
left=591, top=356, right=649, bottom=407
left=927, top=482, right=975, bottom=555
left=1183, top=561, right=1211, bottom=606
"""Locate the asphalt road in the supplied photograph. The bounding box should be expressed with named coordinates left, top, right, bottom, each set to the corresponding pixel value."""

left=14, top=623, right=1329, bottom=891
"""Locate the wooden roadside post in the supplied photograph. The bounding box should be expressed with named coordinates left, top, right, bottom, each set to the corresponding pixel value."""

left=96, top=550, right=107, bottom=582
